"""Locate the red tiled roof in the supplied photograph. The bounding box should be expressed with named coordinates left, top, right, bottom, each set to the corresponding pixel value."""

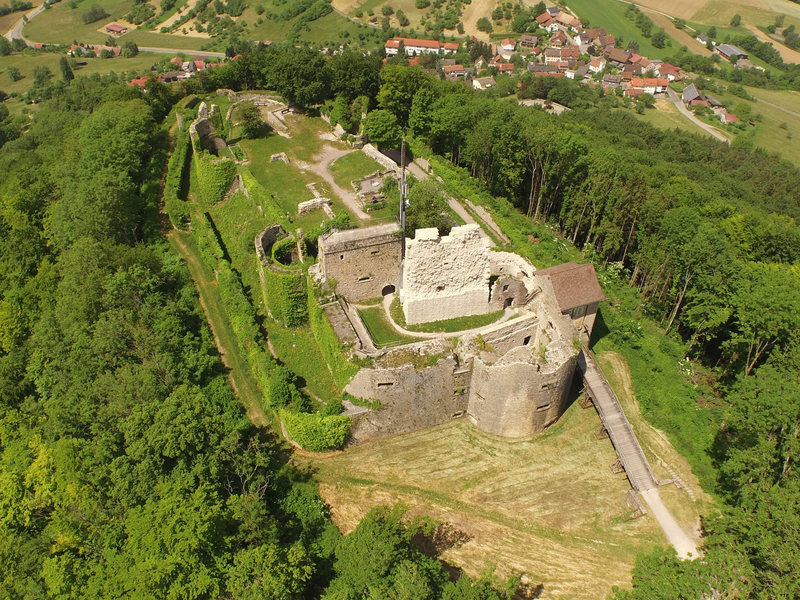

left=536, top=262, right=606, bottom=310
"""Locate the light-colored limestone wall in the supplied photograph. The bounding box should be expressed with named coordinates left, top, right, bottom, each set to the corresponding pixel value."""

left=403, top=225, right=493, bottom=325
left=467, top=347, right=577, bottom=437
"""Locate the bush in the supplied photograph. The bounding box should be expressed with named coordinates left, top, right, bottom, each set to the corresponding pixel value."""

left=82, top=3, right=109, bottom=23
left=281, top=410, right=351, bottom=452
left=415, top=0, right=429, bottom=7
left=164, top=123, right=192, bottom=228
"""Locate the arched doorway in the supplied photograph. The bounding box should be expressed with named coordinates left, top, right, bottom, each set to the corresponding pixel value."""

left=382, top=284, right=396, bottom=296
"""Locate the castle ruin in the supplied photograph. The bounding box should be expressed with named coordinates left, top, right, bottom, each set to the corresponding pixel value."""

left=316, top=223, right=606, bottom=443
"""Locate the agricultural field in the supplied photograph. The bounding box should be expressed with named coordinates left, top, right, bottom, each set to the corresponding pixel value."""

left=0, top=0, right=43, bottom=37
left=306, top=351, right=707, bottom=600
left=691, top=0, right=799, bottom=29
left=23, top=0, right=135, bottom=44
left=0, top=50, right=164, bottom=95
left=566, top=0, right=683, bottom=61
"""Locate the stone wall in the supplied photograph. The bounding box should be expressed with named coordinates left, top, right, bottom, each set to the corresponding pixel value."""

left=345, top=339, right=470, bottom=442
left=362, top=143, right=400, bottom=173
left=403, top=225, right=493, bottom=325
left=319, top=223, right=402, bottom=302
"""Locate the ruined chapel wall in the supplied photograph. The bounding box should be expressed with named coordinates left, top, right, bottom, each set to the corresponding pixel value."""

left=403, top=225, right=493, bottom=325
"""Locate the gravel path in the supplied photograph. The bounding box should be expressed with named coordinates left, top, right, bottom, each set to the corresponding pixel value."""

left=640, top=488, right=699, bottom=559
left=299, top=146, right=370, bottom=220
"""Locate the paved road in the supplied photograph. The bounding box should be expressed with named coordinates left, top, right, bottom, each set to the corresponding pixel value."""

left=4, top=3, right=45, bottom=42
left=666, top=88, right=730, bottom=144
left=754, top=97, right=800, bottom=120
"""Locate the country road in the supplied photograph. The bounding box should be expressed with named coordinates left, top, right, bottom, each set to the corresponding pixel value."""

left=4, top=3, right=45, bottom=42
left=755, top=97, right=800, bottom=120
left=666, top=88, right=730, bottom=144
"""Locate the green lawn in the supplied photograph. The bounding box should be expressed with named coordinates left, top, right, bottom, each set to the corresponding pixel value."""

left=634, top=100, right=717, bottom=138
left=0, top=51, right=164, bottom=95
left=239, top=8, right=369, bottom=47
left=565, top=0, right=683, bottom=60
left=389, top=296, right=505, bottom=333
left=329, top=151, right=382, bottom=189
left=24, top=0, right=134, bottom=44
left=358, top=306, right=418, bottom=347
left=747, top=85, right=800, bottom=114
left=691, top=0, right=800, bottom=30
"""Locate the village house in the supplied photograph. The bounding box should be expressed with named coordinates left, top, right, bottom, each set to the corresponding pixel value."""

left=536, top=13, right=560, bottom=33
left=597, top=34, right=615, bottom=47
left=560, top=46, right=580, bottom=62
left=721, top=112, right=739, bottom=124
left=498, top=62, right=515, bottom=74
left=128, top=76, right=149, bottom=87
left=696, top=33, right=710, bottom=45
left=442, top=64, right=466, bottom=77
left=602, top=73, right=621, bottom=88
left=554, top=11, right=582, bottom=32
left=385, top=38, right=459, bottom=57
left=528, top=63, right=560, bottom=75
left=519, top=35, right=538, bottom=51
left=655, top=62, right=681, bottom=81
left=550, top=30, right=569, bottom=47
left=93, top=45, right=121, bottom=58
left=501, top=38, right=517, bottom=53
left=605, top=47, right=631, bottom=68
left=621, top=63, right=643, bottom=80
left=629, top=77, right=669, bottom=94
left=588, top=57, right=607, bottom=73
left=472, top=76, right=496, bottom=90
left=544, top=48, right=562, bottom=65
left=565, top=63, right=589, bottom=80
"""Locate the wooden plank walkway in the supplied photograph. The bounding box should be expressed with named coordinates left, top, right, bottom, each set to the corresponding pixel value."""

left=578, top=349, right=659, bottom=493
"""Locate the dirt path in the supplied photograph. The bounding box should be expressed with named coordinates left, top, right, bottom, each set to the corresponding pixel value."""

left=297, top=146, right=371, bottom=220
left=746, top=24, right=800, bottom=64
left=666, top=88, right=731, bottom=143
left=168, top=231, right=270, bottom=428
left=639, top=489, right=698, bottom=558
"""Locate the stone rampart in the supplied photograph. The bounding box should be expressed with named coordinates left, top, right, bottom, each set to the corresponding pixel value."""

left=362, top=143, right=400, bottom=172
left=345, top=339, right=470, bottom=442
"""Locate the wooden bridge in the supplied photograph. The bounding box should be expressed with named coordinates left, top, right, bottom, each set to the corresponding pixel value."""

left=577, top=349, right=659, bottom=493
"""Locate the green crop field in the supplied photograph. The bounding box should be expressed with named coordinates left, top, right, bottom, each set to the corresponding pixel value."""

left=566, top=0, right=682, bottom=60
left=692, top=0, right=800, bottom=29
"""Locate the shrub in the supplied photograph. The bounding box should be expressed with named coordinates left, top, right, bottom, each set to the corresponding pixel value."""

left=164, top=123, right=192, bottom=228
left=194, top=153, right=236, bottom=205
left=82, top=3, right=109, bottom=23
left=281, top=410, right=351, bottom=451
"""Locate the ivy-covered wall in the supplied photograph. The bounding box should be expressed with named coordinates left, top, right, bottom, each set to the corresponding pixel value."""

left=263, top=265, right=308, bottom=327
left=194, top=153, right=236, bottom=206
left=307, top=278, right=360, bottom=391
left=164, top=124, right=192, bottom=229
left=239, top=168, right=286, bottom=226
left=281, top=410, right=351, bottom=453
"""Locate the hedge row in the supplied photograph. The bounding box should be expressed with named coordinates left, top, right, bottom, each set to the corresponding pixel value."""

left=263, top=266, right=308, bottom=327
left=238, top=167, right=286, bottom=226
left=307, top=278, right=360, bottom=391
left=281, top=410, right=351, bottom=453
left=164, top=125, right=192, bottom=229
left=194, top=152, right=236, bottom=206
left=429, top=157, right=583, bottom=268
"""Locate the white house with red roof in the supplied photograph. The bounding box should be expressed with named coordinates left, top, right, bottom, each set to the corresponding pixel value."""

left=385, top=38, right=459, bottom=56
left=720, top=112, right=738, bottom=124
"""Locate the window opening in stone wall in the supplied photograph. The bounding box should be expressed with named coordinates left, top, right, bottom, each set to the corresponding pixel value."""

left=523, top=336, right=531, bottom=345
left=436, top=285, right=445, bottom=291
left=382, top=284, right=396, bottom=296
left=540, top=381, right=556, bottom=390
left=503, top=284, right=509, bottom=292
left=504, top=298, right=513, bottom=308
left=371, top=250, right=380, bottom=256
left=536, top=403, right=551, bottom=412
left=377, top=382, right=394, bottom=388
left=340, top=254, right=344, bottom=260
left=358, top=276, right=371, bottom=282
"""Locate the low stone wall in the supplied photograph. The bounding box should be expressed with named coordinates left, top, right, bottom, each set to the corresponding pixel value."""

left=362, top=143, right=400, bottom=173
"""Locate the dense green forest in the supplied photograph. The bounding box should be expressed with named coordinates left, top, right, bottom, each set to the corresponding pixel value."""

left=1, top=43, right=799, bottom=598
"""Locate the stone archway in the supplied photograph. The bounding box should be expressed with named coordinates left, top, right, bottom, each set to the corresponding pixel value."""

left=382, top=284, right=396, bottom=296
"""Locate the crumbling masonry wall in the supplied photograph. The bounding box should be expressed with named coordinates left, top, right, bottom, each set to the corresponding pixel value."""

left=403, top=225, right=493, bottom=325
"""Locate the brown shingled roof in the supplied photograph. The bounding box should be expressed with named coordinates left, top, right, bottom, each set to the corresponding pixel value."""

left=536, top=262, right=606, bottom=311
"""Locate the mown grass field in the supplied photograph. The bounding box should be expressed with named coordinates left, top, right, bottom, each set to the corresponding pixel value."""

left=24, top=0, right=133, bottom=44
left=635, top=100, right=718, bottom=138
left=329, top=151, right=382, bottom=190
left=304, top=350, right=705, bottom=599
left=747, top=85, right=800, bottom=113
left=358, top=305, right=418, bottom=346
left=691, top=0, right=800, bottom=29
left=565, top=0, right=683, bottom=61
left=0, top=51, right=163, bottom=95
